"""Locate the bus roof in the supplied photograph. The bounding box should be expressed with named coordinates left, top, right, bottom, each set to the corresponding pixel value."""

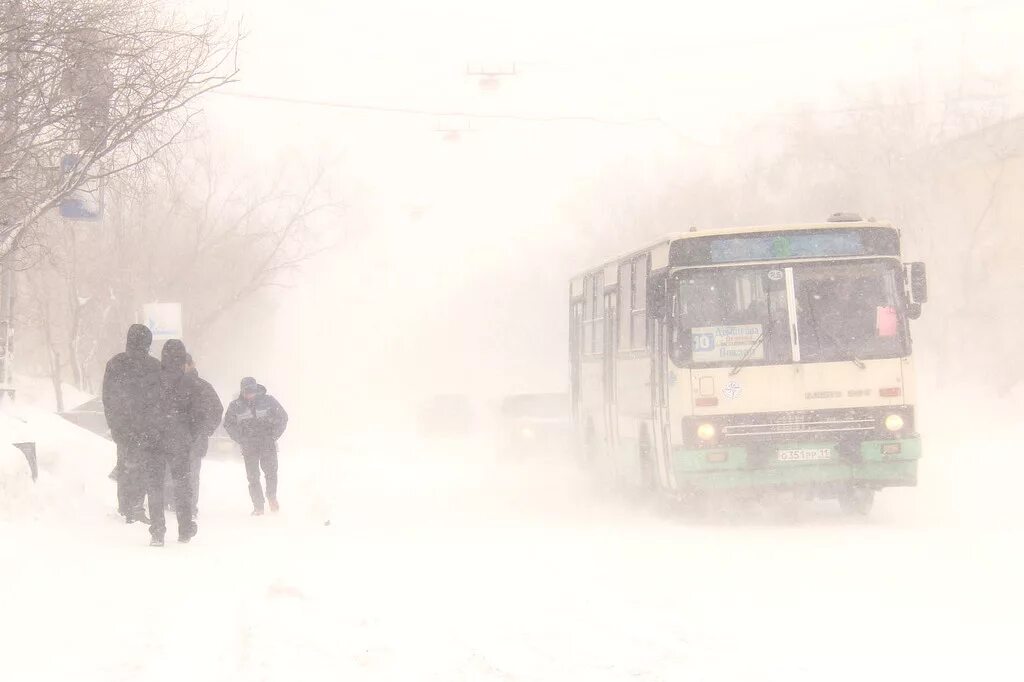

left=571, top=219, right=896, bottom=281
left=667, top=219, right=894, bottom=240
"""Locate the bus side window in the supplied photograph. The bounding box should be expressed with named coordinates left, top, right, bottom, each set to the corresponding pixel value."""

left=582, top=275, right=593, bottom=354
left=592, top=271, right=604, bottom=354
left=632, top=254, right=649, bottom=350
left=618, top=262, right=632, bottom=351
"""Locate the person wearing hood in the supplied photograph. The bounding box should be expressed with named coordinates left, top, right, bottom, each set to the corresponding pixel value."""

left=146, top=339, right=205, bottom=546
left=163, top=354, right=223, bottom=517
left=102, top=324, right=161, bottom=524
left=223, top=376, right=288, bottom=515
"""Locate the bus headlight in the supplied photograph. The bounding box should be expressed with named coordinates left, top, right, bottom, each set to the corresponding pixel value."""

left=884, top=414, right=905, bottom=432
left=697, top=423, right=717, bottom=442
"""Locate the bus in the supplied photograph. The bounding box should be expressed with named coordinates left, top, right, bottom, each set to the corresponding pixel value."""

left=569, top=214, right=928, bottom=514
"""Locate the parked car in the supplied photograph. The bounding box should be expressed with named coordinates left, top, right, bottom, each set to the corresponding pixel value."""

left=59, top=397, right=110, bottom=439
left=61, top=397, right=235, bottom=458
left=497, top=392, right=570, bottom=457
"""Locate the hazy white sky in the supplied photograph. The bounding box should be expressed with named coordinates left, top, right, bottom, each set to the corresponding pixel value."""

left=198, top=0, right=1024, bottom=233
left=187, top=0, right=1024, bottom=425
left=203, top=0, right=1024, bottom=139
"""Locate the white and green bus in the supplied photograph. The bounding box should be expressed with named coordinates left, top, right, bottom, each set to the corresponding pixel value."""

left=569, top=215, right=928, bottom=513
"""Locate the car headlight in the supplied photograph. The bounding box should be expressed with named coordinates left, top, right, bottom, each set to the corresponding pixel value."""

left=884, top=414, right=904, bottom=432
left=697, top=423, right=717, bottom=442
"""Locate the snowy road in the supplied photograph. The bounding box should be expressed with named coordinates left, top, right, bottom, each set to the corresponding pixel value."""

left=3, top=414, right=1023, bottom=682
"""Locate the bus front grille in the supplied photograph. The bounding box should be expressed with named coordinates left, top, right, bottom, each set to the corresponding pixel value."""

left=683, top=408, right=914, bottom=447
left=722, top=417, right=877, bottom=439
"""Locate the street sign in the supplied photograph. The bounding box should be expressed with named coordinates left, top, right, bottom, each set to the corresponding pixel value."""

left=59, top=154, right=103, bottom=221
left=143, top=302, right=183, bottom=341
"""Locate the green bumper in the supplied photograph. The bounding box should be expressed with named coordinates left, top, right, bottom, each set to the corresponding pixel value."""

left=671, top=437, right=921, bottom=492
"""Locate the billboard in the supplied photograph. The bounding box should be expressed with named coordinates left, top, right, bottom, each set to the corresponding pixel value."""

left=143, top=302, right=183, bottom=341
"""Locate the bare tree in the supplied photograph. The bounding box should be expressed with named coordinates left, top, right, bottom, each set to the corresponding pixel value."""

left=1, top=0, right=239, bottom=255
left=15, top=134, right=343, bottom=395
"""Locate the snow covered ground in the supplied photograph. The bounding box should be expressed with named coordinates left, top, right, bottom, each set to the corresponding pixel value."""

left=2, top=391, right=1023, bottom=681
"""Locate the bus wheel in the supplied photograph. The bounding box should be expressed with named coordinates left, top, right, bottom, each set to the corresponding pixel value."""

left=838, top=487, right=875, bottom=516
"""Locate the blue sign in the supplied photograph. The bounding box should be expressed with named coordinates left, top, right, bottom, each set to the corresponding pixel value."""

left=58, top=154, right=102, bottom=221
left=709, top=232, right=865, bottom=263
left=670, top=228, right=901, bottom=267
left=692, top=333, right=716, bottom=353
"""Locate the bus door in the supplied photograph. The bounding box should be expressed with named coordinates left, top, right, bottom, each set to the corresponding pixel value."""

left=569, top=299, right=583, bottom=434
left=603, top=290, right=618, bottom=450
left=650, top=282, right=673, bottom=490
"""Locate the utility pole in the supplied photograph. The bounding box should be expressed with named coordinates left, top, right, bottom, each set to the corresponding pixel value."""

left=0, top=0, right=23, bottom=399
left=0, top=263, right=13, bottom=399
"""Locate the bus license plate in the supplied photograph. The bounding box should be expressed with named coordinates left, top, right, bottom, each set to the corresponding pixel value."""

left=777, top=447, right=832, bottom=462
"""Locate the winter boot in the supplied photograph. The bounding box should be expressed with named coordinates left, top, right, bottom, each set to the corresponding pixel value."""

left=150, top=536, right=165, bottom=547
left=251, top=507, right=265, bottom=516
left=126, top=510, right=151, bottom=525
left=178, top=521, right=197, bottom=544
left=269, top=498, right=279, bottom=513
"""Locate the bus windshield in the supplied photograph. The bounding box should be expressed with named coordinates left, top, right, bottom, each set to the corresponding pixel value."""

left=794, top=260, right=908, bottom=363
left=671, top=260, right=909, bottom=367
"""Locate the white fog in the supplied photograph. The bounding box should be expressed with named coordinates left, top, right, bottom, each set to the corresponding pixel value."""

left=2, top=1, right=1023, bottom=680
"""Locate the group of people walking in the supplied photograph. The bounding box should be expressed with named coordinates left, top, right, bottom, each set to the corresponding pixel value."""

left=102, top=324, right=288, bottom=546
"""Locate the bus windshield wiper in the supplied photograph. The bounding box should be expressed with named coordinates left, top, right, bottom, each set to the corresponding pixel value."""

left=729, top=326, right=770, bottom=376
left=833, top=336, right=866, bottom=369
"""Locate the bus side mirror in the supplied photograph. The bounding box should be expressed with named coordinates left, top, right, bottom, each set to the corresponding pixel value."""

left=908, top=262, right=928, bottom=304
left=908, top=302, right=922, bottom=320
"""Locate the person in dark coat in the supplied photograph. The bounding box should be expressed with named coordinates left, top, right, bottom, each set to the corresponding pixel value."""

left=224, top=377, right=288, bottom=515
left=102, top=324, right=161, bottom=524
left=162, top=353, right=223, bottom=516
left=146, top=339, right=206, bottom=546
left=184, top=354, right=223, bottom=516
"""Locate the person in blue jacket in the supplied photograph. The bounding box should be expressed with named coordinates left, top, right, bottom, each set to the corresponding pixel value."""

left=223, top=377, right=288, bottom=515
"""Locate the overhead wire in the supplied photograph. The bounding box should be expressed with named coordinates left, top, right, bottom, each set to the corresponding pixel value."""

left=210, top=90, right=668, bottom=128
left=207, top=1, right=1024, bottom=132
